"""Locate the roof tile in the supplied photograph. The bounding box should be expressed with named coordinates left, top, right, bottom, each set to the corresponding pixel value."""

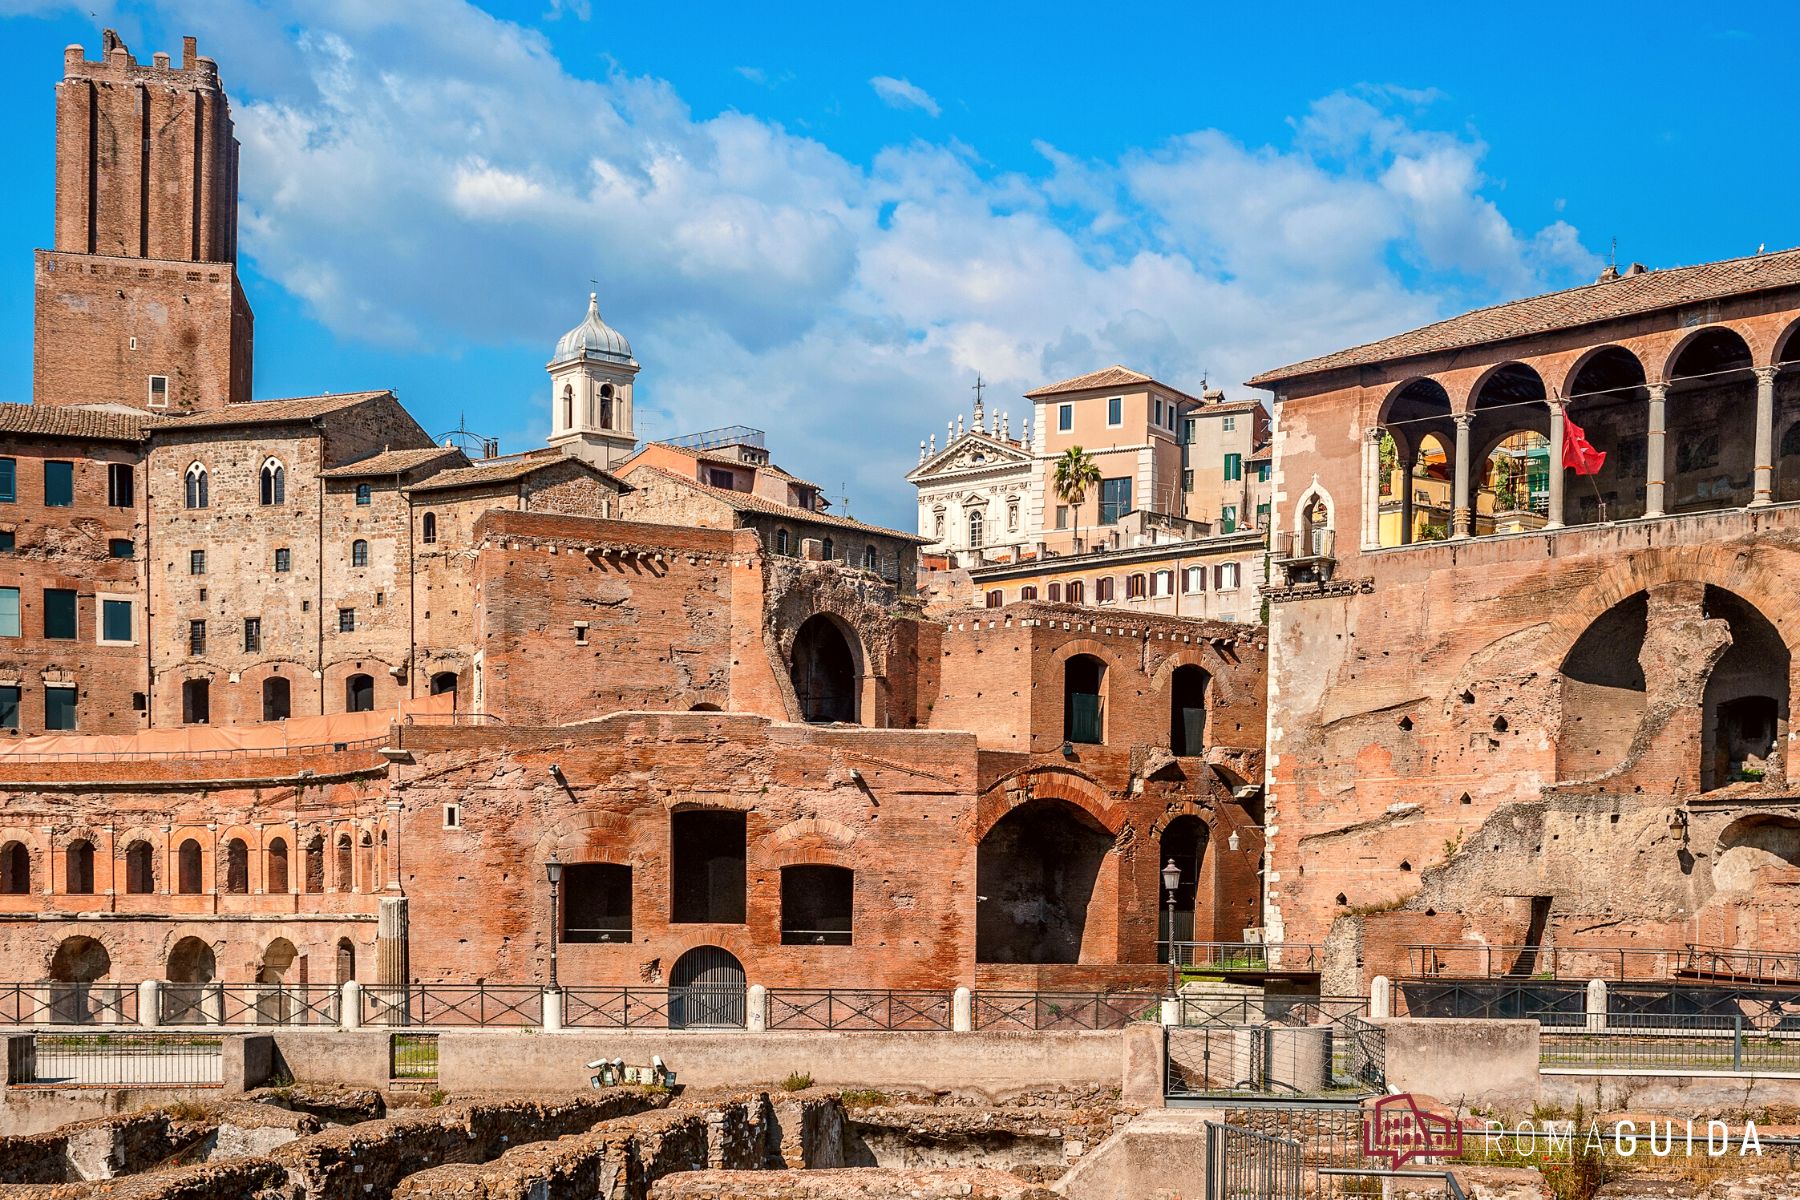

left=0, top=403, right=148, bottom=441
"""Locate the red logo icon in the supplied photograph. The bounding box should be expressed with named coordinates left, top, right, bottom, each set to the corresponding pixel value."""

left=1364, top=1093, right=1463, bottom=1169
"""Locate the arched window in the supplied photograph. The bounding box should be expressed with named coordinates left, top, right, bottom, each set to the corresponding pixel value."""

left=863, top=545, right=878, bottom=571
left=968, top=510, right=984, bottom=547
left=421, top=512, right=438, bottom=545
left=177, top=839, right=202, bottom=894
left=124, top=840, right=154, bottom=894
left=1126, top=573, right=1146, bottom=600
left=1064, top=654, right=1107, bottom=744
left=222, top=838, right=248, bottom=894
left=351, top=539, right=369, bottom=567
left=303, top=836, right=325, bottom=894
left=267, top=837, right=289, bottom=894
left=336, top=938, right=356, bottom=984
left=346, top=673, right=375, bottom=713
left=184, top=462, right=208, bottom=509
left=262, top=676, right=291, bottom=722
left=429, top=671, right=458, bottom=700
left=599, top=382, right=614, bottom=429
left=1020, top=585, right=1038, bottom=600
left=1170, top=664, right=1209, bottom=755
left=259, top=458, right=285, bottom=506
left=358, top=832, right=375, bottom=890
left=0, top=841, right=30, bottom=894
left=1047, top=582, right=1062, bottom=602
left=821, top=536, right=834, bottom=561
left=562, top=383, right=574, bottom=430
left=377, top=830, right=388, bottom=890
left=334, top=834, right=353, bottom=892
left=985, top=590, right=1004, bottom=608
left=65, top=839, right=95, bottom=895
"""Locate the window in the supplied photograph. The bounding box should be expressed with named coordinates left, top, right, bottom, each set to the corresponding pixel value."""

left=561, top=863, right=633, bottom=943
left=267, top=838, right=289, bottom=894
left=1221, top=505, right=1237, bottom=533
left=968, top=510, right=984, bottom=547
left=1126, top=573, right=1146, bottom=599
left=1256, top=462, right=1271, bottom=483
left=1058, top=403, right=1073, bottom=432
left=1215, top=562, right=1241, bottom=591
left=44, top=589, right=77, bottom=639
left=338, top=608, right=356, bottom=633
left=303, top=837, right=324, bottom=893
left=345, top=673, right=374, bottom=712
left=1222, top=415, right=1237, bottom=433
left=222, top=838, right=247, bottom=893
left=421, top=513, right=437, bottom=545
left=355, top=483, right=371, bottom=506
left=100, top=598, right=133, bottom=644
left=985, top=589, right=1003, bottom=608
left=1055, top=505, right=1068, bottom=530
left=125, top=841, right=154, bottom=894
left=1066, top=579, right=1084, bottom=604
left=65, top=839, right=95, bottom=894
left=243, top=617, right=261, bottom=653
left=0, top=587, right=17, bottom=637
left=707, top=468, right=735, bottom=489
left=147, top=375, right=169, bottom=408
left=43, top=461, right=73, bottom=507
left=351, top=539, right=369, bottom=567
left=260, top=458, right=285, bottom=506
left=107, top=463, right=134, bottom=507
left=109, top=538, right=133, bottom=558
left=1, top=840, right=27, bottom=891
left=1021, top=585, right=1038, bottom=600
left=671, top=810, right=747, bottom=924
left=0, top=531, right=11, bottom=551
left=776, top=528, right=790, bottom=555
left=821, top=536, right=834, bottom=561
left=561, top=383, right=574, bottom=429
left=1096, top=576, right=1116, bottom=603
left=177, top=840, right=203, bottom=894
left=262, top=676, right=290, bottom=721
left=0, top=458, right=13, bottom=502
left=1064, top=654, right=1106, bottom=744
left=1151, top=570, right=1173, bottom=597
left=1256, top=502, right=1271, bottom=526
left=1154, top=398, right=1164, bottom=426
left=781, top=865, right=854, bottom=946
left=274, top=548, right=291, bottom=573
left=1183, top=566, right=1205, bottom=593
left=188, top=619, right=206, bottom=655
left=1182, top=469, right=1194, bottom=494
left=184, top=462, right=208, bottom=509
left=1224, top=453, right=1243, bottom=482
left=189, top=549, right=206, bottom=575
left=44, top=685, right=76, bottom=731
left=1045, top=582, right=1062, bottom=602
left=1107, top=396, right=1122, bottom=426
left=863, top=544, right=878, bottom=571
left=1098, top=477, right=1132, bottom=524
left=0, top=686, right=18, bottom=730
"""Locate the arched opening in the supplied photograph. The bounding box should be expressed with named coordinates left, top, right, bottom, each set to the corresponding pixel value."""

left=599, top=382, right=614, bottom=429
left=184, top=462, right=208, bottom=509
left=780, top=864, right=854, bottom=945
left=358, top=832, right=375, bottom=891
left=345, top=673, right=375, bottom=713
left=259, top=938, right=297, bottom=985
left=561, top=383, right=574, bottom=430
left=222, top=838, right=249, bottom=894
left=1775, top=324, right=1800, bottom=502
left=1701, top=586, right=1789, bottom=790
left=124, top=840, right=154, bottom=894
left=177, top=839, right=203, bottom=894
left=790, top=614, right=858, bottom=724
left=335, top=834, right=353, bottom=891
left=976, top=799, right=1112, bottom=963
left=429, top=671, right=458, bottom=703
left=266, top=837, right=290, bottom=894
left=64, top=839, right=95, bottom=895
left=263, top=676, right=291, bottom=722
left=303, top=836, right=325, bottom=893
left=1557, top=593, right=1648, bottom=781
left=1667, top=328, right=1756, bottom=514
left=1564, top=347, right=1648, bottom=524
left=1298, top=495, right=1331, bottom=557
left=1469, top=364, right=1549, bottom=538
left=182, top=679, right=210, bottom=725
left=259, top=458, right=285, bottom=506
left=49, top=935, right=110, bottom=1023
left=1713, top=815, right=1800, bottom=892
left=1169, top=664, right=1208, bottom=755
left=336, top=938, right=356, bottom=984
left=377, top=830, right=388, bottom=889
left=968, top=509, right=984, bottom=549
left=1063, top=654, right=1107, bottom=744
left=821, top=536, right=835, bottom=561
left=669, top=945, right=746, bottom=1029
left=1376, top=378, right=1453, bottom=547
left=165, top=936, right=216, bottom=1024
left=1159, top=815, right=1209, bottom=958
left=1, top=841, right=30, bottom=894
left=422, top=512, right=438, bottom=545
left=351, top=538, right=369, bottom=567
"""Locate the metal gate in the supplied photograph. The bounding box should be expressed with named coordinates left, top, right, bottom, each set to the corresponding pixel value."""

left=669, top=945, right=746, bottom=1028
left=1205, top=1120, right=1302, bottom=1200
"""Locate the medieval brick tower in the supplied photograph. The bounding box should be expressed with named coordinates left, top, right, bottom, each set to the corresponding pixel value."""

left=32, top=30, right=253, bottom=412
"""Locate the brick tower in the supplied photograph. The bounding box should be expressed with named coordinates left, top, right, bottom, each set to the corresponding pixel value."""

left=33, top=30, right=253, bottom=412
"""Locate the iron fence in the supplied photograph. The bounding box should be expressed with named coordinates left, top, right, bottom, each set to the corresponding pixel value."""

left=1404, top=943, right=1680, bottom=981
left=1396, top=979, right=1587, bottom=1021
left=363, top=983, right=544, bottom=1028
left=0, top=982, right=139, bottom=1027
left=1169, top=1010, right=1384, bottom=1100
left=1681, top=944, right=1800, bottom=984
left=1166, top=942, right=1325, bottom=973
left=971, top=991, right=1161, bottom=1031
left=0, top=736, right=387, bottom=764
left=21, top=1033, right=222, bottom=1086
left=1539, top=1012, right=1800, bottom=1072
left=161, top=983, right=339, bottom=1026
left=391, top=1032, right=438, bottom=1080
left=767, top=989, right=953, bottom=1031
left=1204, top=1120, right=1303, bottom=1200
left=561, top=987, right=675, bottom=1029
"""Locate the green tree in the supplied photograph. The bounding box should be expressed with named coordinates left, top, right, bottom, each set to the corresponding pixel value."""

left=1054, top=446, right=1102, bottom=552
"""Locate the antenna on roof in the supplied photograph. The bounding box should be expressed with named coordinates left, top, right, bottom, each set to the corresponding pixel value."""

left=1609, top=237, right=1617, bottom=270
left=438, top=412, right=501, bottom=460
left=839, top=481, right=851, bottom=518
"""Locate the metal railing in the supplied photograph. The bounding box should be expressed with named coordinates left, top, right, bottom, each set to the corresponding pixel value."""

left=0, top=736, right=386, bottom=764
left=1165, top=942, right=1324, bottom=973
left=767, top=989, right=953, bottom=1031
left=1404, top=941, right=1800, bottom=984
left=561, top=987, right=677, bottom=1029
left=0, top=982, right=138, bottom=1026
left=162, top=983, right=339, bottom=1026
left=1396, top=979, right=1587, bottom=1022
left=363, top=983, right=544, bottom=1028
left=1204, top=1120, right=1303, bottom=1200
left=971, top=991, right=1162, bottom=1031
left=22, top=1033, right=222, bottom=1086
left=1680, top=944, right=1800, bottom=984
left=1538, top=1012, right=1800, bottom=1073
left=1169, top=1001, right=1385, bottom=1100
left=400, top=712, right=505, bottom=727
left=1318, top=1167, right=1465, bottom=1199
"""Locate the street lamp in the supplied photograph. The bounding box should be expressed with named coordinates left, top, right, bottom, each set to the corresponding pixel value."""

left=1161, top=858, right=1182, bottom=996
left=545, top=852, right=564, bottom=991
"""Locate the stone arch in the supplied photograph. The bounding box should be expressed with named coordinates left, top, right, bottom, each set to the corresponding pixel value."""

left=1663, top=326, right=1757, bottom=515
left=1659, top=323, right=1757, bottom=383
left=975, top=797, right=1113, bottom=964
left=49, top=935, right=109, bottom=983
left=1775, top=317, right=1800, bottom=369
left=1562, top=345, right=1650, bottom=525
left=1556, top=591, right=1649, bottom=781
left=1, top=838, right=31, bottom=894
left=1158, top=813, right=1210, bottom=955
left=259, top=937, right=299, bottom=984
left=789, top=612, right=862, bottom=724
left=974, top=766, right=1122, bottom=845
left=1700, top=586, right=1789, bottom=790
left=1713, top=815, right=1800, bottom=892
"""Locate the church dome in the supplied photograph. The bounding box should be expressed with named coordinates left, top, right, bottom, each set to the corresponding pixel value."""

left=551, top=293, right=635, bottom=367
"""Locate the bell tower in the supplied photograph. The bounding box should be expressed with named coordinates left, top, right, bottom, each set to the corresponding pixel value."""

left=547, top=292, right=639, bottom=468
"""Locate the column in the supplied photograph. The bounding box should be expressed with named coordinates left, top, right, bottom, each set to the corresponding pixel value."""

left=1362, top=427, right=1383, bottom=549
left=1753, top=366, right=1778, bottom=506
left=1399, top=451, right=1416, bottom=544
left=1450, top=413, right=1474, bottom=538
left=1546, top=400, right=1566, bottom=529
left=1645, top=383, right=1668, bottom=518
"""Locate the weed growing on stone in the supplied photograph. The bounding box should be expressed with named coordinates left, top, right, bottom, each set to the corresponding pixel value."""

left=780, top=1072, right=813, bottom=1092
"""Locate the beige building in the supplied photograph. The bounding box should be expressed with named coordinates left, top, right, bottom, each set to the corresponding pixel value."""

left=965, top=529, right=1266, bottom=623
left=1183, top=391, right=1273, bottom=534
left=906, top=393, right=1035, bottom=566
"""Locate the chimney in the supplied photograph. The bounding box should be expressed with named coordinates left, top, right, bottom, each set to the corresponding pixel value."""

left=1624, top=262, right=1647, bottom=276
left=1597, top=264, right=1620, bottom=283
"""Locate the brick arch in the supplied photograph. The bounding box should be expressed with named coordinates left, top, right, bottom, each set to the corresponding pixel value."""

left=1657, top=322, right=1756, bottom=382
left=1774, top=317, right=1800, bottom=369
left=1046, top=636, right=1124, bottom=672
left=1146, top=797, right=1217, bottom=840
left=771, top=843, right=861, bottom=870
left=768, top=818, right=859, bottom=849
left=1559, top=342, right=1650, bottom=398
left=973, top=766, right=1123, bottom=843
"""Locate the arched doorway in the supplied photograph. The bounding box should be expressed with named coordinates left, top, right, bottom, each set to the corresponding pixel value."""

left=1169, top=665, right=1208, bottom=755
left=166, top=936, right=217, bottom=1025
left=48, top=935, right=110, bottom=1024
left=258, top=937, right=300, bottom=1023
left=336, top=938, right=357, bottom=984
left=669, top=945, right=746, bottom=1029
left=1159, top=816, right=1209, bottom=959
left=1, top=841, right=29, bottom=894
left=346, top=673, right=375, bottom=713
left=1701, top=587, right=1789, bottom=790
left=790, top=615, right=858, bottom=724
left=975, top=799, right=1112, bottom=964
left=1063, top=655, right=1106, bottom=744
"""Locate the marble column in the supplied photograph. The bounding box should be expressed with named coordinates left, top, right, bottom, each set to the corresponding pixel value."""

left=1752, top=366, right=1777, bottom=506
left=1546, top=400, right=1566, bottom=529
left=1451, top=413, right=1474, bottom=538
left=1645, top=383, right=1668, bottom=518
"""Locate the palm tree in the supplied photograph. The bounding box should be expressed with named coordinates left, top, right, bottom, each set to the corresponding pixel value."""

left=1054, top=446, right=1102, bottom=552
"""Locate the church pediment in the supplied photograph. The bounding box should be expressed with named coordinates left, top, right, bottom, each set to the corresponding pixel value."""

left=907, top=431, right=1033, bottom=482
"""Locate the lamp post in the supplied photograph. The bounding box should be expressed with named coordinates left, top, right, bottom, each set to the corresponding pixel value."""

left=1161, top=858, right=1182, bottom=997
left=545, top=852, right=563, bottom=991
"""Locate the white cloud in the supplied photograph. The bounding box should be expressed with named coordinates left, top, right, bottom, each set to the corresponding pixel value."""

left=869, top=75, right=941, bottom=118
left=98, top=0, right=1595, bottom=529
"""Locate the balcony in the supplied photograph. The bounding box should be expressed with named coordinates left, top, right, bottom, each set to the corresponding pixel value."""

left=1271, top=528, right=1336, bottom=587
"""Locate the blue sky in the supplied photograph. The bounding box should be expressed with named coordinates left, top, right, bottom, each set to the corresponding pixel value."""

left=0, top=0, right=1791, bottom=529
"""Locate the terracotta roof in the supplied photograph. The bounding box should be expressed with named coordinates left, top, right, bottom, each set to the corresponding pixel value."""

left=1190, top=399, right=1266, bottom=417
left=407, top=452, right=627, bottom=495
left=152, top=391, right=392, bottom=430
left=1247, top=444, right=1273, bottom=462
left=1248, top=247, right=1800, bottom=387
left=629, top=466, right=928, bottom=543
left=319, top=447, right=466, bottom=479
left=1024, top=364, right=1203, bottom=406
left=0, top=403, right=148, bottom=441
left=636, top=440, right=825, bottom=493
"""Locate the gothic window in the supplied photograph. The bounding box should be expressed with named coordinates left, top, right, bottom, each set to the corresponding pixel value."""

left=259, top=458, right=285, bottom=506
left=184, top=463, right=209, bottom=509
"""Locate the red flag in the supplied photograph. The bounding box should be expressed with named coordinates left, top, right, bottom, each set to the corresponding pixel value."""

left=1563, top=414, right=1606, bottom=476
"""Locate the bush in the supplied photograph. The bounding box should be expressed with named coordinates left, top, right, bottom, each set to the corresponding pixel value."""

left=780, top=1072, right=813, bottom=1092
